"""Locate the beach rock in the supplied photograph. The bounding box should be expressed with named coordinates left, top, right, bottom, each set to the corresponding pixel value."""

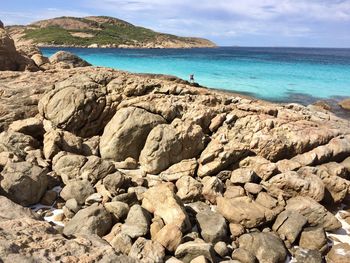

left=244, top=182, right=262, bottom=194
left=272, top=210, right=307, bottom=244
left=0, top=195, right=41, bottom=220
left=104, top=201, right=129, bottom=222
left=110, top=233, right=133, bottom=255
left=0, top=131, right=40, bottom=160
left=0, top=27, right=38, bottom=71
left=326, top=243, right=350, bottom=263
left=49, top=51, right=91, bottom=68
left=40, top=190, right=58, bottom=206
left=293, top=248, right=323, bottom=263
left=31, top=53, right=50, bottom=67
left=140, top=119, right=206, bottom=174
left=8, top=117, right=44, bottom=140
left=201, top=176, right=224, bottom=204
left=121, top=204, right=151, bottom=238
left=160, top=158, right=198, bottom=181
left=196, top=210, right=228, bottom=243
left=285, top=196, right=341, bottom=231
left=263, top=170, right=325, bottom=202
left=60, top=179, right=95, bottom=204
left=230, top=168, right=257, bottom=184
left=38, top=74, right=119, bottom=137
left=129, top=237, right=165, bottom=263
left=65, top=198, right=80, bottom=213
left=238, top=232, right=287, bottom=263
left=338, top=98, right=350, bottom=111
left=175, top=240, right=215, bottom=263
left=100, top=107, right=166, bottom=161
left=63, top=203, right=112, bottom=237
left=214, top=241, right=230, bottom=258
left=231, top=248, right=257, bottom=263
left=239, top=156, right=279, bottom=181
left=217, top=196, right=275, bottom=228
left=103, top=171, right=126, bottom=196
left=52, top=152, right=115, bottom=184
left=142, top=183, right=191, bottom=232
left=154, top=224, right=183, bottom=252
left=299, top=227, right=327, bottom=253
left=176, top=175, right=203, bottom=202
left=0, top=161, right=48, bottom=206
left=224, top=185, right=246, bottom=199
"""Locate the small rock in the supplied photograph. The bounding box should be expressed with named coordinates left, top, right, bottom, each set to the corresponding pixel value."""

left=104, top=201, right=129, bottom=222
left=103, top=171, right=125, bottom=196
left=150, top=216, right=165, bottom=239
left=110, top=233, right=133, bottom=255
left=299, top=227, right=327, bottom=253
left=196, top=211, right=228, bottom=243
left=121, top=204, right=151, bottom=238
left=202, top=177, right=224, bottom=204
left=231, top=168, right=257, bottom=184
left=154, top=224, right=183, bottom=252
left=85, top=193, right=103, bottom=205
left=244, top=183, right=262, bottom=195
left=293, top=248, right=323, bottom=263
left=65, top=198, right=80, bottom=213
left=326, top=243, right=350, bottom=263
left=229, top=223, right=245, bottom=239
left=190, top=255, right=209, bottom=263
left=175, top=240, right=215, bottom=263
left=129, top=237, right=165, bottom=263
left=176, top=175, right=202, bottom=203
left=40, top=190, right=58, bottom=206
left=231, top=248, right=257, bottom=263
left=60, top=179, right=95, bottom=205
left=214, top=241, right=230, bottom=257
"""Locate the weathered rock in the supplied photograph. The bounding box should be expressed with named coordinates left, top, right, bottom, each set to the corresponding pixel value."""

left=293, top=248, right=322, bottom=263
left=154, top=224, right=183, bottom=252
left=338, top=98, right=350, bottom=111
left=160, top=158, right=198, bottom=182
left=0, top=131, right=39, bottom=160
left=326, top=243, right=350, bottom=263
left=31, top=53, right=50, bottom=67
left=240, top=156, right=279, bottom=181
left=8, top=117, right=44, bottom=139
left=142, top=183, right=191, bottom=232
left=175, top=240, right=215, bottom=263
left=244, top=182, right=262, bottom=195
left=104, top=201, right=129, bottom=222
left=103, top=171, right=126, bottom=196
left=231, top=248, right=257, bottom=263
left=238, top=232, right=287, bottom=263
left=224, top=185, right=245, bottom=199
left=264, top=170, right=325, bottom=202
left=0, top=27, right=38, bottom=71
left=272, top=210, right=307, bottom=244
left=217, top=196, right=275, bottom=228
left=140, top=119, right=206, bottom=174
left=0, top=195, right=41, bottom=220
left=196, top=211, right=228, bottom=243
left=230, top=168, right=257, bottom=184
left=0, top=161, right=48, bottom=206
left=299, top=227, right=327, bottom=253
left=121, top=204, right=151, bottom=238
left=63, top=203, right=112, bottom=237
left=214, top=241, right=230, bottom=258
left=129, top=237, right=165, bottom=263
left=202, top=176, right=224, bottom=204
left=229, top=223, right=245, bottom=238
left=60, top=179, right=95, bottom=204
left=110, top=233, right=133, bottom=255
left=176, top=175, right=203, bottom=203
left=285, top=196, right=341, bottom=231
left=52, top=152, right=115, bottom=184
left=38, top=73, right=119, bottom=137
left=49, top=51, right=91, bottom=68
left=100, top=107, right=166, bottom=161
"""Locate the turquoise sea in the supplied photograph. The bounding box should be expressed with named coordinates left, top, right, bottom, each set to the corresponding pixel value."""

left=41, top=47, right=350, bottom=104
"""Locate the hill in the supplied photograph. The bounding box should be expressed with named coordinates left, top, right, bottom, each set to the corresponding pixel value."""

left=7, top=16, right=216, bottom=48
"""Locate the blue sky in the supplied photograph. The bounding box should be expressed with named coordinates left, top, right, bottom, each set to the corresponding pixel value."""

left=1, top=0, right=350, bottom=47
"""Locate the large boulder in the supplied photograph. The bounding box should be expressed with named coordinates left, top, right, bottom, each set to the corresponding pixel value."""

left=49, top=51, right=91, bottom=68
left=38, top=74, right=120, bottom=137
left=139, top=119, right=206, bottom=174
left=263, top=170, right=325, bottom=202
left=216, top=196, right=276, bottom=228
left=238, top=232, right=288, bottom=263
left=63, top=203, right=112, bottom=237
left=142, top=183, right=191, bottom=232
left=285, top=196, right=341, bottom=231
left=0, top=161, right=48, bottom=206
left=0, top=27, right=38, bottom=71
left=100, top=107, right=165, bottom=161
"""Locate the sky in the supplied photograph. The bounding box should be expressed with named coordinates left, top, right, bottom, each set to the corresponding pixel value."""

left=1, top=0, right=350, bottom=47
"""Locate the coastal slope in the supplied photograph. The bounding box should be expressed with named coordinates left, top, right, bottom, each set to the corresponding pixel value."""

left=7, top=16, right=216, bottom=48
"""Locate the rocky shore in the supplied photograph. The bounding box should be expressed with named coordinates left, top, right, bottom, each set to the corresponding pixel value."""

left=1, top=20, right=350, bottom=263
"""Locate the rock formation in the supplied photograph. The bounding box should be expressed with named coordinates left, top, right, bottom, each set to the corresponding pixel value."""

left=0, top=37, right=350, bottom=262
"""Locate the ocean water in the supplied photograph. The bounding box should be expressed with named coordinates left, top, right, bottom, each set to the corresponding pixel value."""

left=41, top=47, right=350, bottom=104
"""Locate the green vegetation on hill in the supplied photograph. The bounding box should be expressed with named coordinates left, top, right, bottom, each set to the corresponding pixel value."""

left=20, top=16, right=215, bottom=48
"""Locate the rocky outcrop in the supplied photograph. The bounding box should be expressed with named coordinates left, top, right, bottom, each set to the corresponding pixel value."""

left=1, top=53, right=350, bottom=262
left=49, top=51, right=91, bottom=68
